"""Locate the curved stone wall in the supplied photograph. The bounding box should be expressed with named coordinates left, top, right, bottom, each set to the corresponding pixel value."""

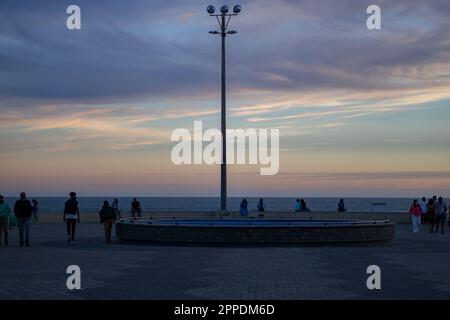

left=116, top=218, right=395, bottom=244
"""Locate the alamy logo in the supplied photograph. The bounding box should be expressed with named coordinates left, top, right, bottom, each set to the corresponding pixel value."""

left=171, top=121, right=280, bottom=175
left=366, top=5, right=381, bottom=30
left=366, top=265, right=381, bottom=290
left=66, top=265, right=81, bottom=290
left=66, top=5, right=81, bottom=30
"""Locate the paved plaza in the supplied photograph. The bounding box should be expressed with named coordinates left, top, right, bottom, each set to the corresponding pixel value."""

left=0, top=222, right=449, bottom=299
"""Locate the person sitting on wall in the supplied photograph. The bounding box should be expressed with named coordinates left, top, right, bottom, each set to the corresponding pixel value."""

left=295, top=199, right=301, bottom=212
left=337, top=199, right=346, bottom=212
left=240, top=198, right=249, bottom=217
left=299, top=199, right=310, bottom=212
left=257, top=198, right=265, bottom=217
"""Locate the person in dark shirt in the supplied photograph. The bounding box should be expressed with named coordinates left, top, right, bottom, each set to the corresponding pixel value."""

left=99, top=200, right=117, bottom=243
left=63, top=192, right=80, bottom=244
left=240, top=198, right=249, bottom=217
left=14, top=192, right=32, bottom=247
left=131, top=198, right=142, bottom=218
left=300, top=199, right=310, bottom=212
left=338, top=199, right=346, bottom=212
left=257, top=198, right=265, bottom=211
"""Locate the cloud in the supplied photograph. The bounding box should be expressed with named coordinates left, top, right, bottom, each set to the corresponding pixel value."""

left=1, top=0, right=450, bottom=194
left=1, top=0, right=450, bottom=107
left=227, top=84, right=450, bottom=123
left=384, top=139, right=423, bottom=143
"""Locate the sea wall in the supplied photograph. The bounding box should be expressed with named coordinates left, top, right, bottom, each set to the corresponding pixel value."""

left=36, top=210, right=410, bottom=224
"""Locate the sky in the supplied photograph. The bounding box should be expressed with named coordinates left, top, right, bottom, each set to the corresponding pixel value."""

left=1, top=0, right=450, bottom=197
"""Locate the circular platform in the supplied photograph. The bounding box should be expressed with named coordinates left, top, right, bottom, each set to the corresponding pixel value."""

left=116, top=218, right=395, bottom=244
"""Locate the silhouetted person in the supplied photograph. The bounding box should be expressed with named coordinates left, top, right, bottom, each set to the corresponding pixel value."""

left=300, top=199, right=310, bottom=212
left=434, top=197, right=447, bottom=234
left=14, top=192, right=32, bottom=247
left=112, top=198, right=121, bottom=219
left=257, top=198, right=265, bottom=214
left=31, top=199, right=39, bottom=224
left=295, top=199, right=301, bottom=212
left=64, top=192, right=80, bottom=244
left=338, top=199, right=346, bottom=212
left=427, top=199, right=437, bottom=234
left=240, top=198, right=249, bottom=217
left=131, top=198, right=141, bottom=218
left=420, top=197, right=427, bottom=224
left=409, top=199, right=421, bottom=233
left=99, top=200, right=117, bottom=243
left=0, top=195, right=12, bottom=246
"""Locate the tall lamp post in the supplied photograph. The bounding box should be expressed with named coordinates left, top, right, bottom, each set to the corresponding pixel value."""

left=207, top=4, right=241, bottom=212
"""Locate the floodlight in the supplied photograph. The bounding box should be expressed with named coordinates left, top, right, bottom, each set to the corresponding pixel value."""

left=220, top=5, right=229, bottom=14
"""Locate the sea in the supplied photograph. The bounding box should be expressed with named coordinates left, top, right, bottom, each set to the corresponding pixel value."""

left=2, top=197, right=423, bottom=214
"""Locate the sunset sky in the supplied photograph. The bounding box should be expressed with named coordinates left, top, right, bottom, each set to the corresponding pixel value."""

left=1, top=0, right=450, bottom=197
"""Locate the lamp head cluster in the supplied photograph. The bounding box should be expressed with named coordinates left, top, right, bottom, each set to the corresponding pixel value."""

left=207, top=5, right=241, bottom=15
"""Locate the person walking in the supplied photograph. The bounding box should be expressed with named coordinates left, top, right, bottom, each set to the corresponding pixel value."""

left=14, top=192, right=32, bottom=247
left=434, top=197, right=447, bottom=234
left=0, top=195, right=12, bottom=246
left=99, top=200, right=117, bottom=243
left=131, top=198, right=142, bottom=218
left=240, top=198, right=249, bottom=217
left=31, top=199, right=39, bottom=224
left=426, top=199, right=437, bottom=234
left=409, top=199, right=422, bottom=233
left=63, top=192, right=80, bottom=244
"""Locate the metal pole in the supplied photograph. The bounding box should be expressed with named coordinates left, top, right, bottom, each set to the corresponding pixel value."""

left=220, top=14, right=227, bottom=212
